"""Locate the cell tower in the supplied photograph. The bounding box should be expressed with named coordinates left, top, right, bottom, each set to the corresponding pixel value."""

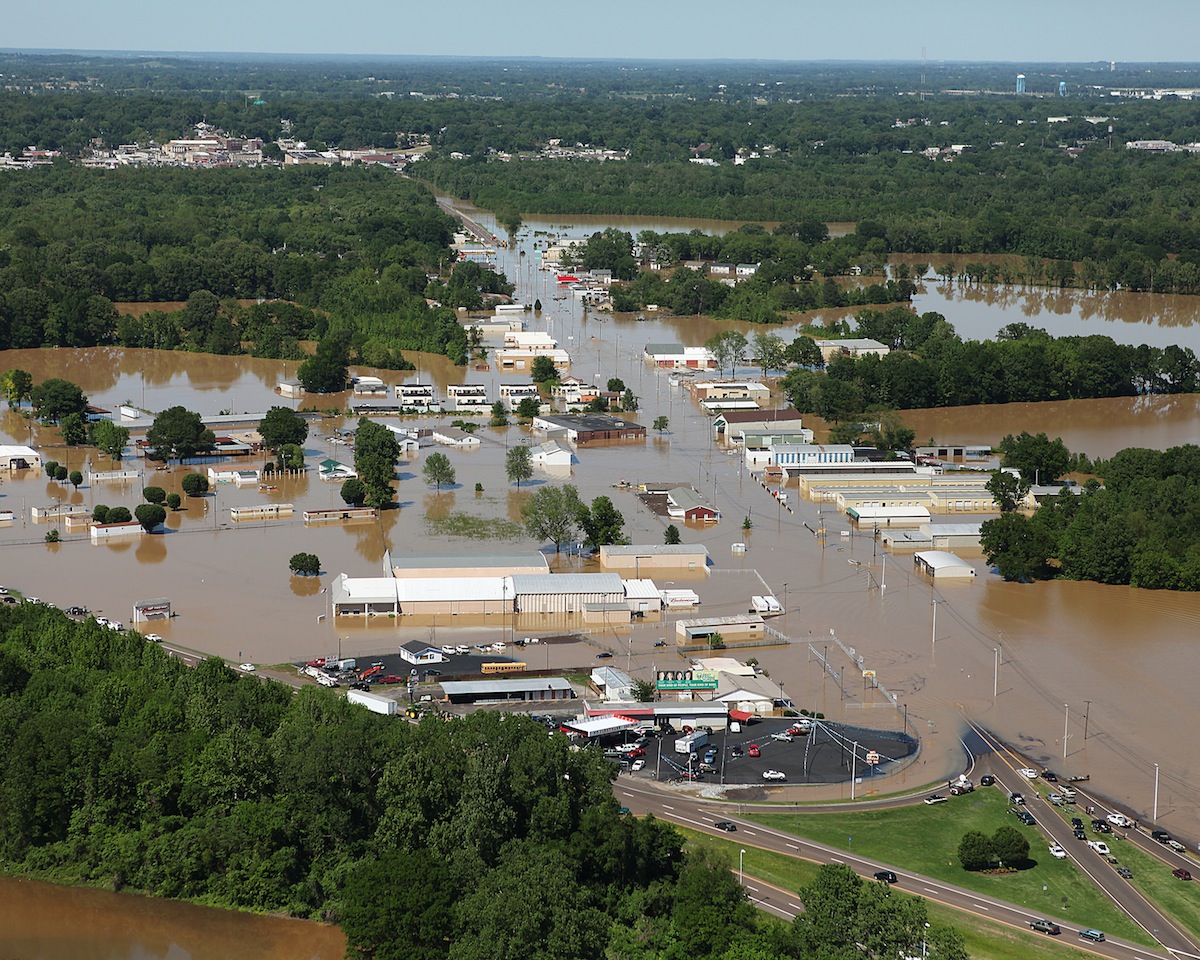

left=1016, top=74, right=1026, bottom=94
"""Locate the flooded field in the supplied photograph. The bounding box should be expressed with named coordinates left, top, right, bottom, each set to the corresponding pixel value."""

left=2, top=202, right=1200, bottom=848
left=0, top=876, right=344, bottom=960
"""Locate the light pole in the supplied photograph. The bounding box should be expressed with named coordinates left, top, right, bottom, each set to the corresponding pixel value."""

left=1083, top=700, right=1091, bottom=741
left=781, top=582, right=788, bottom=624
left=1063, top=703, right=1069, bottom=760
left=993, top=647, right=999, bottom=701
left=850, top=741, right=859, bottom=800
left=1154, top=763, right=1160, bottom=821
left=930, top=600, right=943, bottom=659
left=739, top=848, right=746, bottom=885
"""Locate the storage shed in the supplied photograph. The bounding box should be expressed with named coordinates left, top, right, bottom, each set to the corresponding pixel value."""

left=913, top=550, right=977, bottom=579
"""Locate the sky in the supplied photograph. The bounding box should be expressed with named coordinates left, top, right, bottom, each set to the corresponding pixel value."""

left=5, top=0, right=1198, bottom=63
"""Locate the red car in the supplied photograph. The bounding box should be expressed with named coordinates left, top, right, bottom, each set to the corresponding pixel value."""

left=1173, top=868, right=1193, bottom=881
left=748, top=744, right=761, bottom=758
left=624, top=747, right=646, bottom=758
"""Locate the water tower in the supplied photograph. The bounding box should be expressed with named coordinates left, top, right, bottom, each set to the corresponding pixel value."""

left=1058, top=81, right=1067, bottom=97
left=1016, top=74, right=1026, bottom=94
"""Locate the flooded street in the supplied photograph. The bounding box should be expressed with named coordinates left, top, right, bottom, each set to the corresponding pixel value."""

left=2, top=200, right=1200, bottom=865
left=0, top=876, right=345, bottom=960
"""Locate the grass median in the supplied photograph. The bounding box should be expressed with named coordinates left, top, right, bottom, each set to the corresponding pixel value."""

left=677, top=825, right=1108, bottom=960
left=742, top=787, right=1154, bottom=947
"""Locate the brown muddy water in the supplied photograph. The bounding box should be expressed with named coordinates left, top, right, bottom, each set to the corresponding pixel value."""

left=3, top=207, right=1200, bottom=946
left=0, top=875, right=344, bottom=960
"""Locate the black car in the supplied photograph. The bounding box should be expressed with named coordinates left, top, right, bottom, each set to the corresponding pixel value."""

left=349, top=681, right=371, bottom=691
left=1071, top=817, right=1084, bottom=828
left=1092, top=819, right=1112, bottom=833
left=1074, top=827, right=1087, bottom=840
left=653, top=640, right=667, bottom=647
left=714, top=821, right=737, bottom=832
left=1116, top=866, right=1133, bottom=879
left=596, top=652, right=613, bottom=659
left=730, top=746, right=745, bottom=758
left=873, top=870, right=898, bottom=884
left=1042, top=770, right=1058, bottom=783
left=979, top=775, right=995, bottom=786
left=425, top=669, right=442, bottom=677
left=1018, top=811, right=1036, bottom=826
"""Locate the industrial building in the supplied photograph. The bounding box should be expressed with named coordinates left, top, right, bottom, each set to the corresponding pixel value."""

left=913, top=550, right=977, bottom=579
left=599, top=543, right=709, bottom=572
left=511, top=573, right=625, bottom=614
left=676, top=614, right=766, bottom=645
left=0, top=445, right=41, bottom=470
left=882, top=523, right=984, bottom=551
left=386, top=552, right=549, bottom=579
left=531, top=413, right=646, bottom=445
left=441, top=677, right=576, bottom=704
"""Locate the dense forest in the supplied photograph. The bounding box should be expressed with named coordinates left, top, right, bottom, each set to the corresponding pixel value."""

left=982, top=444, right=1200, bottom=591
left=0, top=165, right=515, bottom=365
left=782, top=307, right=1199, bottom=420
left=0, top=605, right=966, bottom=959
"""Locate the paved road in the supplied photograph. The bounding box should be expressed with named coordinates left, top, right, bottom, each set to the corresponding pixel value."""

left=614, top=723, right=1200, bottom=960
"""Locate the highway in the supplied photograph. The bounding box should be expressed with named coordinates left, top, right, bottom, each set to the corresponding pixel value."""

left=613, top=723, right=1200, bottom=960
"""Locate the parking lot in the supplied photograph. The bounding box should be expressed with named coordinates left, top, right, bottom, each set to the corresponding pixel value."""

left=616, top=717, right=918, bottom=787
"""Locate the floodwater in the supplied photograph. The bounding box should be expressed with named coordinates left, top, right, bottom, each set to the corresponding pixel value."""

left=0, top=875, right=345, bottom=960
left=2, top=197, right=1200, bottom=948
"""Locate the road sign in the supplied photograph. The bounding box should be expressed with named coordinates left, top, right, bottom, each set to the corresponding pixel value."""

left=865, top=750, right=880, bottom=765
left=862, top=669, right=876, bottom=679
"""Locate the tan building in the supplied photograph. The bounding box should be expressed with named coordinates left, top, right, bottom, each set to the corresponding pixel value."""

left=387, top=552, right=549, bottom=579
left=599, top=544, right=709, bottom=572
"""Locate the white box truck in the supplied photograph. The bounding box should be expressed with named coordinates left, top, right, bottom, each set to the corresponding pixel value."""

left=675, top=730, right=708, bottom=755
left=346, top=689, right=397, bottom=716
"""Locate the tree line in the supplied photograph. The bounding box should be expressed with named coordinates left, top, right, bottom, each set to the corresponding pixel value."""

left=982, top=442, right=1200, bottom=591
left=0, top=605, right=966, bottom=959
left=781, top=309, right=1199, bottom=422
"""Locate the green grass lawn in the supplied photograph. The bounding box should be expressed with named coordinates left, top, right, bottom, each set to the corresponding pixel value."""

left=743, top=788, right=1154, bottom=947
left=677, top=826, right=1109, bottom=960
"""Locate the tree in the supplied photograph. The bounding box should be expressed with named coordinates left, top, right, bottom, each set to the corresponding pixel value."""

left=106, top=506, right=132, bottom=524
left=752, top=332, right=787, bottom=377
left=278, top=443, right=305, bottom=471
left=530, top=355, right=558, bottom=383
left=986, top=470, right=1029, bottom=513
left=521, top=484, right=583, bottom=552
left=957, top=831, right=995, bottom=871
left=296, top=335, right=349, bottom=393
left=422, top=452, right=455, bottom=491
left=68, top=470, right=82, bottom=490
left=258, top=406, right=309, bottom=449
left=92, top=504, right=109, bottom=523
left=705, top=330, right=748, bottom=378
left=991, top=825, right=1030, bottom=867
left=506, top=445, right=533, bottom=488
left=516, top=397, right=541, bottom=420
left=340, top=851, right=457, bottom=960
left=621, top=388, right=638, bottom=411
left=289, top=552, right=320, bottom=577
left=0, top=369, right=33, bottom=408
left=30, top=378, right=88, bottom=423
left=59, top=412, right=87, bottom=446
left=89, top=420, right=130, bottom=461
left=998, top=431, right=1071, bottom=485
left=653, top=416, right=669, bottom=433
left=44, top=529, right=60, bottom=544
left=871, top=411, right=916, bottom=453
left=489, top=401, right=509, bottom=426
left=786, top=336, right=825, bottom=368
left=664, top=524, right=682, bottom=545
left=980, top=512, right=1054, bottom=581
left=340, top=478, right=367, bottom=507
left=134, top=503, right=167, bottom=533
left=143, top=486, right=167, bottom=505
left=607, top=378, right=626, bottom=392
left=165, top=493, right=181, bottom=511
left=631, top=678, right=656, bottom=702
left=354, top=419, right=401, bottom=508
left=43, top=460, right=60, bottom=479
left=181, top=472, right=209, bottom=497
left=53, top=465, right=68, bottom=482
left=577, top=495, right=626, bottom=550
left=146, top=406, right=215, bottom=462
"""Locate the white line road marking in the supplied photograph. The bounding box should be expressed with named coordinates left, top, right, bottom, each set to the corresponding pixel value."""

left=786, top=842, right=799, bottom=849
left=743, top=830, right=757, bottom=835
left=975, top=904, right=989, bottom=911
left=789, top=902, right=804, bottom=911
left=830, top=857, right=844, bottom=864
left=924, top=888, right=938, bottom=894
left=747, top=885, right=758, bottom=892
left=661, top=804, right=674, bottom=810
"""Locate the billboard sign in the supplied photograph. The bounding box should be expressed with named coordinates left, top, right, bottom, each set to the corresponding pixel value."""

left=656, top=669, right=719, bottom=691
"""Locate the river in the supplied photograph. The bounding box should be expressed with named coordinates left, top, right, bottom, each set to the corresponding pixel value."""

left=4, top=200, right=1200, bottom=949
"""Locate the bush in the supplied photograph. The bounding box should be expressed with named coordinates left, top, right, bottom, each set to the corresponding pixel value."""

left=165, top=493, right=182, bottom=511
left=44, top=529, right=60, bottom=543
left=957, top=831, right=995, bottom=871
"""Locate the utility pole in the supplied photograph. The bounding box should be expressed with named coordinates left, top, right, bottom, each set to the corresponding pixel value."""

left=1083, top=700, right=1091, bottom=741
left=1153, top=763, right=1160, bottom=822
left=1063, top=704, right=1069, bottom=760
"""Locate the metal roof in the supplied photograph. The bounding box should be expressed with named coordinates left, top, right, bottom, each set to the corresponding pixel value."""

left=565, top=715, right=635, bottom=737
left=390, top=554, right=548, bottom=572
left=511, top=573, right=624, bottom=595
left=602, top=543, right=708, bottom=557
left=914, top=550, right=977, bottom=576
left=332, top=576, right=398, bottom=605
left=396, top=577, right=509, bottom=602
left=441, top=677, right=575, bottom=695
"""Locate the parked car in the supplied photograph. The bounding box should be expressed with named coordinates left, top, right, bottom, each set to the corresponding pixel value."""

left=625, top=747, right=646, bottom=758
left=1152, top=830, right=1173, bottom=843
left=1078, top=929, right=1105, bottom=943
left=771, top=732, right=794, bottom=742
left=1029, top=920, right=1061, bottom=936
left=1091, top=819, right=1112, bottom=833
left=1071, top=817, right=1084, bottom=828
left=1166, top=839, right=1187, bottom=853
left=1087, top=841, right=1111, bottom=856
left=1106, top=813, right=1133, bottom=828
left=1018, top=811, right=1037, bottom=826
left=1116, top=866, right=1134, bottom=879
left=144, top=633, right=163, bottom=643
left=1042, top=770, right=1058, bottom=782
left=239, top=663, right=256, bottom=672
left=1047, top=793, right=1064, bottom=805
left=1009, top=791, right=1025, bottom=804
left=730, top=746, right=745, bottom=758
left=949, top=785, right=972, bottom=796
left=979, top=774, right=995, bottom=786
left=1018, top=767, right=1039, bottom=779
left=653, top=640, right=667, bottom=647
left=714, top=821, right=737, bottom=832
left=630, top=759, right=645, bottom=772
left=748, top=744, right=761, bottom=757
left=1173, top=868, right=1193, bottom=881
left=762, top=770, right=787, bottom=781
left=873, top=870, right=898, bottom=884
left=1048, top=845, right=1067, bottom=859
left=924, top=794, right=948, bottom=805
left=1074, top=827, right=1088, bottom=840
left=596, top=652, right=613, bottom=659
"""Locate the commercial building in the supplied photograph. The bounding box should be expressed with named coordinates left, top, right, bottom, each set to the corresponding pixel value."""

left=599, top=543, right=709, bottom=572
left=531, top=413, right=646, bottom=445
left=532, top=440, right=573, bottom=469
left=387, top=552, right=549, bottom=579
left=688, top=381, right=771, bottom=404
left=446, top=384, right=489, bottom=411
left=511, top=573, right=625, bottom=614
left=712, top=408, right=806, bottom=439
left=643, top=343, right=718, bottom=369
left=351, top=376, right=388, bottom=397
left=676, top=614, right=766, bottom=645
left=496, top=347, right=571, bottom=371
left=591, top=666, right=634, bottom=701
left=431, top=426, right=481, bottom=448
left=813, top=338, right=890, bottom=362
left=666, top=486, right=720, bottom=522
left=396, top=383, right=439, bottom=411
left=882, top=523, right=984, bottom=551
left=441, top=677, right=575, bottom=704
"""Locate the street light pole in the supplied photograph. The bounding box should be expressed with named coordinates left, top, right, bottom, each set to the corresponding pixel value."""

left=1063, top=703, right=1069, bottom=760
left=739, top=848, right=746, bottom=885
left=1154, top=763, right=1160, bottom=822
left=1083, top=700, right=1091, bottom=741
left=851, top=741, right=858, bottom=800
left=993, top=647, right=999, bottom=701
